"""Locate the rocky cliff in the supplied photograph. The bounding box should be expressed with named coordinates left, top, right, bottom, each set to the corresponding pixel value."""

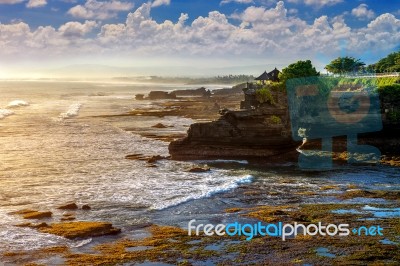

left=169, top=92, right=299, bottom=160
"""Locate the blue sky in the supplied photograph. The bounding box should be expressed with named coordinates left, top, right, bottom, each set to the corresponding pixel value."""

left=0, top=0, right=399, bottom=77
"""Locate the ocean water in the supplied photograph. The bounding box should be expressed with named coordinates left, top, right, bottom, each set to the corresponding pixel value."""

left=0, top=81, right=251, bottom=251
left=0, top=81, right=398, bottom=253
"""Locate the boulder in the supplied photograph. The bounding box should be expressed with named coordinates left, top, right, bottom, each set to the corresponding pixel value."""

left=81, top=205, right=91, bottom=210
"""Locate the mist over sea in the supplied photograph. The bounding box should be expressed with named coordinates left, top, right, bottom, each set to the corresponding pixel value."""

left=0, top=81, right=398, bottom=252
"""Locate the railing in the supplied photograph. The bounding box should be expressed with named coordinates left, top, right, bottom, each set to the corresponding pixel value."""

left=323, top=72, right=400, bottom=78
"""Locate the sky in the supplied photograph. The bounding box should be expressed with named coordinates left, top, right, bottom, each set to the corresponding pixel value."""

left=0, top=0, right=399, bottom=78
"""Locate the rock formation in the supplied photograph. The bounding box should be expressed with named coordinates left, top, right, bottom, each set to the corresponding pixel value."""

left=169, top=91, right=299, bottom=160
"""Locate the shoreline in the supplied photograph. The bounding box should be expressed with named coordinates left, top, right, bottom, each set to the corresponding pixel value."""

left=1, top=92, right=399, bottom=265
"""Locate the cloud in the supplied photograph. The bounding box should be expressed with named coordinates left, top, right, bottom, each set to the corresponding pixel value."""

left=0, top=1, right=399, bottom=68
left=220, top=0, right=253, bottom=5
left=0, top=0, right=24, bottom=4
left=351, top=4, right=375, bottom=20
left=67, top=0, right=134, bottom=20
left=288, top=0, right=342, bottom=8
left=151, top=0, right=170, bottom=8
left=58, top=20, right=99, bottom=37
left=26, top=0, right=47, bottom=8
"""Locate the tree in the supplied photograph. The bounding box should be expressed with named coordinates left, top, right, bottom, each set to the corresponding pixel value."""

left=369, top=51, right=400, bottom=73
left=279, top=60, right=319, bottom=84
left=325, top=56, right=365, bottom=74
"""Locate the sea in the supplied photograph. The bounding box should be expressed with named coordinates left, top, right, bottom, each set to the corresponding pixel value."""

left=0, top=81, right=398, bottom=253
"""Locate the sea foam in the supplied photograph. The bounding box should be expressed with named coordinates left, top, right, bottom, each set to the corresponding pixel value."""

left=7, top=100, right=29, bottom=108
left=59, top=103, right=82, bottom=119
left=0, top=109, right=14, bottom=120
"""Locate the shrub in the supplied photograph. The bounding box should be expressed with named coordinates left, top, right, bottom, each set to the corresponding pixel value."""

left=256, top=87, right=275, bottom=105
left=387, top=111, right=400, bottom=123
left=270, top=115, right=282, bottom=124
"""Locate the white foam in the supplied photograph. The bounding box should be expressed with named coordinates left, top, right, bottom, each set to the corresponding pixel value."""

left=151, top=175, right=254, bottom=210
left=0, top=109, right=14, bottom=119
left=59, top=103, right=82, bottom=119
left=7, top=100, right=29, bottom=108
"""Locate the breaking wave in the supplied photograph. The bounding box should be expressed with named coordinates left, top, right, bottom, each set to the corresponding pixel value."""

left=7, top=100, right=29, bottom=108
left=0, top=109, right=14, bottom=120
left=59, top=103, right=82, bottom=120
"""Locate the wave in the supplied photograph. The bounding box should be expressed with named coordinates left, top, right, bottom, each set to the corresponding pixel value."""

left=7, top=100, right=29, bottom=108
left=0, top=109, right=14, bottom=120
left=59, top=103, right=82, bottom=120
left=152, top=174, right=254, bottom=210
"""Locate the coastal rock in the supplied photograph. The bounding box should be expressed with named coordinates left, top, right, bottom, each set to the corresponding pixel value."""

left=57, top=203, right=78, bottom=210
left=152, top=123, right=168, bottom=128
left=172, top=87, right=211, bottom=97
left=23, top=211, right=52, bottom=219
left=189, top=167, right=211, bottom=173
left=39, top=221, right=121, bottom=239
left=147, top=91, right=176, bottom=100
left=135, top=94, right=145, bottom=100
left=147, top=155, right=165, bottom=164
left=16, top=222, right=49, bottom=228
left=61, top=216, right=76, bottom=221
left=10, top=209, right=53, bottom=220
left=81, top=204, right=91, bottom=210
left=169, top=95, right=299, bottom=161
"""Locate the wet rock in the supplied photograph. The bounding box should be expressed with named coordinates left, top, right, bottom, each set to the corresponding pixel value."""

left=15, top=222, right=49, bottom=229
left=81, top=205, right=91, bottom=210
left=22, top=211, right=52, bottom=219
left=189, top=167, right=211, bottom=173
left=39, top=221, right=121, bottom=239
left=147, top=155, right=164, bottom=164
left=125, top=154, right=147, bottom=160
left=135, top=94, right=145, bottom=100
left=57, top=203, right=78, bottom=210
left=61, top=216, right=76, bottom=221
left=152, top=123, right=168, bottom=129
left=147, top=91, right=176, bottom=100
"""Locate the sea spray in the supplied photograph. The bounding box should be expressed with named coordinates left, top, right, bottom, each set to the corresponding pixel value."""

left=59, top=103, right=83, bottom=119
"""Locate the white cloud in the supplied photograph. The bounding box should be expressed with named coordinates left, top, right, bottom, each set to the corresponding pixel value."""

left=151, top=0, right=170, bottom=8
left=0, top=1, right=399, bottom=68
left=351, top=4, right=375, bottom=20
left=220, top=0, right=253, bottom=5
left=26, top=0, right=47, bottom=8
left=58, top=20, right=99, bottom=37
left=68, top=0, right=134, bottom=20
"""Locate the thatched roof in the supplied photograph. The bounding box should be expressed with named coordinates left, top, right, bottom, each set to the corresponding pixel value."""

left=267, top=67, right=280, bottom=82
left=255, top=71, right=270, bottom=81
left=255, top=68, right=280, bottom=82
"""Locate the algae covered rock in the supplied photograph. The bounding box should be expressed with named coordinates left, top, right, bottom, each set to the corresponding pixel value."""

left=39, top=221, right=121, bottom=239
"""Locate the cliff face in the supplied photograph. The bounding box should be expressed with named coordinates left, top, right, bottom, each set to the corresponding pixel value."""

left=169, top=92, right=299, bottom=160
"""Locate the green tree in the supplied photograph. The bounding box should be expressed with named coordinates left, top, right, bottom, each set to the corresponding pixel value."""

left=325, top=56, right=365, bottom=74
left=279, top=60, right=319, bottom=84
left=369, top=51, right=400, bottom=73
